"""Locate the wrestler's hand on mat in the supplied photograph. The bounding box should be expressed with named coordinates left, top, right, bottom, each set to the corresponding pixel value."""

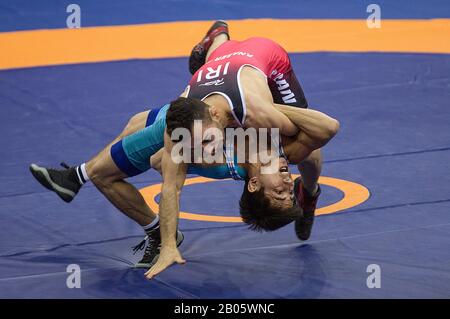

left=145, top=246, right=186, bottom=279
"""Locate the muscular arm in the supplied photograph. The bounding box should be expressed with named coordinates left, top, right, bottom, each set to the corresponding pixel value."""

left=277, top=104, right=339, bottom=147
left=159, top=133, right=188, bottom=248
left=145, top=132, right=187, bottom=279
left=244, top=93, right=299, bottom=136
left=248, top=104, right=299, bottom=136
left=277, top=104, right=339, bottom=163
left=149, top=148, right=164, bottom=175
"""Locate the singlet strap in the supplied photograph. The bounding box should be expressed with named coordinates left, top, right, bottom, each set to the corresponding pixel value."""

left=270, top=134, right=288, bottom=161
left=223, top=137, right=245, bottom=180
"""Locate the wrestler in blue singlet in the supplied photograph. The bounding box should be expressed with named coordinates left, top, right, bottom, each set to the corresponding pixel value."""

left=110, top=104, right=247, bottom=181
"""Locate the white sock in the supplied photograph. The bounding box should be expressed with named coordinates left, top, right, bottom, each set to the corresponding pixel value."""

left=143, top=216, right=160, bottom=233
left=75, top=163, right=89, bottom=185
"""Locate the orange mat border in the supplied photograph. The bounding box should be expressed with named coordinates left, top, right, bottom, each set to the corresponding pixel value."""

left=1, top=19, right=450, bottom=70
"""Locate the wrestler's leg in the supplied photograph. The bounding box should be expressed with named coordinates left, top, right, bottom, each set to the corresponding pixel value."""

left=84, top=110, right=150, bottom=168
left=206, top=33, right=229, bottom=61
left=86, top=109, right=170, bottom=225
left=296, top=149, right=321, bottom=195
left=86, top=146, right=155, bottom=226
left=80, top=108, right=164, bottom=225
left=189, top=20, right=230, bottom=74
left=30, top=110, right=151, bottom=207
left=30, top=131, right=157, bottom=226
left=30, top=106, right=182, bottom=267
left=277, top=69, right=322, bottom=240
left=79, top=120, right=184, bottom=267
left=279, top=69, right=321, bottom=196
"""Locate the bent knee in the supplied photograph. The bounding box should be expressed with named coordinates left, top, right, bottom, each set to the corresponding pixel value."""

left=87, top=157, right=121, bottom=187
left=87, top=161, right=109, bottom=186
left=121, top=111, right=149, bottom=137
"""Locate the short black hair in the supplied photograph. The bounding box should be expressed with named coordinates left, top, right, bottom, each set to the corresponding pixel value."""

left=239, top=179, right=303, bottom=232
left=166, top=97, right=211, bottom=136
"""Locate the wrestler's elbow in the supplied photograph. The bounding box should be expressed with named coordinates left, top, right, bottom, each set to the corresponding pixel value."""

left=327, top=117, right=340, bottom=138
left=280, top=121, right=299, bottom=136
left=318, top=117, right=340, bottom=146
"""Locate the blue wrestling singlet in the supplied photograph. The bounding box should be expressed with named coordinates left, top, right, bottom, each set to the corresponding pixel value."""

left=110, top=104, right=247, bottom=180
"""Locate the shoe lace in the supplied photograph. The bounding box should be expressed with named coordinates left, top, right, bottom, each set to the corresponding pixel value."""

left=60, top=162, right=70, bottom=169
left=132, top=235, right=148, bottom=254
left=132, top=233, right=161, bottom=256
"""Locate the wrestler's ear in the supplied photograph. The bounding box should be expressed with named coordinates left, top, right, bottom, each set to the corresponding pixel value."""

left=208, top=105, right=220, bottom=121
left=247, top=176, right=260, bottom=193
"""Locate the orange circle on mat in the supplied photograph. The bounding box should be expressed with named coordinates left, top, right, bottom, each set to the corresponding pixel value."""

left=139, top=175, right=370, bottom=223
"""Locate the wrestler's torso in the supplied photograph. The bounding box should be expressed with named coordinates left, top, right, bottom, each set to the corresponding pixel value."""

left=186, top=37, right=293, bottom=126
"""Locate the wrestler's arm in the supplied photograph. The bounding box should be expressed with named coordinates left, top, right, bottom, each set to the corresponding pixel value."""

left=244, top=93, right=299, bottom=136
left=147, top=84, right=189, bottom=173
left=149, top=148, right=164, bottom=174
left=159, top=140, right=187, bottom=248
left=145, top=131, right=187, bottom=279
left=276, top=104, right=339, bottom=162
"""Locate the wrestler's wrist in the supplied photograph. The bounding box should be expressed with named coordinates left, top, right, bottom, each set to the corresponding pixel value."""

left=161, top=238, right=178, bottom=248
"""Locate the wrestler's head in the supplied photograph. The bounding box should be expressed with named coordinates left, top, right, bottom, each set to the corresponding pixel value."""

left=239, top=157, right=302, bottom=232
left=166, top=97, right=224, bottom=157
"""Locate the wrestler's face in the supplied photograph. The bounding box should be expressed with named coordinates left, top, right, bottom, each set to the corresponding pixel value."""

left=258, top=157, right=295, bottom=209
left=190, top=119, right=224, bottom=159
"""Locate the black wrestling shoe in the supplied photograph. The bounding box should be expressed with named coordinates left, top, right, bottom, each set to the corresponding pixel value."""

left=294, top=176, right=321, bottom=241
left=189, top=20, right=230, bottom=74
left=133, top=229, right=184, bottom=268
left=29, top=163, right=81, bottom=203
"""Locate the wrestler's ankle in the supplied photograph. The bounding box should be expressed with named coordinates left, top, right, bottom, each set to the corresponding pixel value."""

left=303, top=182, right=319, bottom=197
left=206, top=34, right=229, bottom=59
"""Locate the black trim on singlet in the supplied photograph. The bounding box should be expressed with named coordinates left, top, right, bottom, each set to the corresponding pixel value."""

left=270, top=133, right=288, bottom=161
left=187, top=62, right=266, bottom=126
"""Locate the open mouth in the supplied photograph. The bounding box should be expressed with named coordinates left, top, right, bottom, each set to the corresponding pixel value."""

left=279, top=165, right=289, bottom=173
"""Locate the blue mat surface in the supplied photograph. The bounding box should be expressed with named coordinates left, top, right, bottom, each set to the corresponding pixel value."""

left=1, top=52, right=449, bottom=298
left=1, top=0, right=450, bottom=31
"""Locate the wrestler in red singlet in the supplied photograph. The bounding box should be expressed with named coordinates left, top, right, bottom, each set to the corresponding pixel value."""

left=187, top=37, right=308, bottom=126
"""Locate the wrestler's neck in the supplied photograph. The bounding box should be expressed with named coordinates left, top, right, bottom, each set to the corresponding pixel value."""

left=204, top=95, right=240, bottom=128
